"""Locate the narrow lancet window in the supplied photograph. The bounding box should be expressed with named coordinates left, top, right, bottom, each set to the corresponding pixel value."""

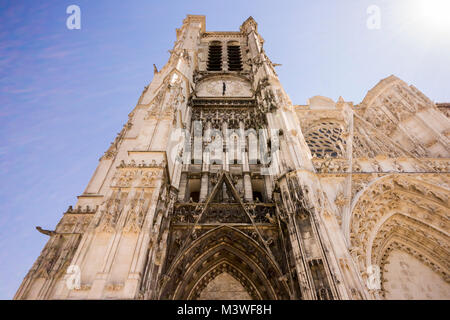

left=207, top=41, right=222, bottom=71
left=227, top=41, right=243, bottom=71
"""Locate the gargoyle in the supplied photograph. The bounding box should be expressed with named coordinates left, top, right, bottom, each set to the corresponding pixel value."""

left=36, top=226, right=56, bottom=236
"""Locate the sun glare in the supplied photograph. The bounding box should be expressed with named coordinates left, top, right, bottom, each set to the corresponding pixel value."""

left=411, top=0, right=450, bottom=32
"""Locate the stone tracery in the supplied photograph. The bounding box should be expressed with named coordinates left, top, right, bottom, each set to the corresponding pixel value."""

left=304, top=121, right=346, bottom=158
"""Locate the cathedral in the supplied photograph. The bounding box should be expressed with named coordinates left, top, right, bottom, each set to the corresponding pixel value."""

left=15, top=15, right=449, bottom=300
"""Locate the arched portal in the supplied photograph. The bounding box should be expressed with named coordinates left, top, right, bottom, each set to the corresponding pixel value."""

left=348, top=174, right=450, bottom=299
left=158, top=226, right=291, bottom=300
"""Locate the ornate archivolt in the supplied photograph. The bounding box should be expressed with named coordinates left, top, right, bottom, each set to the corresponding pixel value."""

left=155, top=172, right=294, bottom=300
left=372, top=215, right=449, bottom=283
left=158, top=225, right=290, bottom=300
left=347, top=174, right=450, bottom=297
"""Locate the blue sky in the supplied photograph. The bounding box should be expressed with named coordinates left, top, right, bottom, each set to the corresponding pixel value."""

left=0, top=0, right=449, bottom=299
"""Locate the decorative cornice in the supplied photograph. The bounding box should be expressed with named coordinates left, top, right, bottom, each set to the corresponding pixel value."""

left=191, top=98, right=256, bottom=107
left=202, top=32, right=244, bottom=38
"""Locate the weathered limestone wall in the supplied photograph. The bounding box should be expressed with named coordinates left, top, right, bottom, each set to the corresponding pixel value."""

left=383, top=250, right=450, bottom=300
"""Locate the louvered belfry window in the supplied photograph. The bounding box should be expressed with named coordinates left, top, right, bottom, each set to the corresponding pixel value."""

left=207, top=41, right=222, bottom=71
left=227, top=41, right=242, bottom=71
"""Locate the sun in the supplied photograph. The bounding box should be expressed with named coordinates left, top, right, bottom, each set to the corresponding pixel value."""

left=411, top=0, right=450, bottom=32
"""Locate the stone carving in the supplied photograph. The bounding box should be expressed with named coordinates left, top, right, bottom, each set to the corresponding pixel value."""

left=305, top=121, right=346, bottom=158
left=96, top=194, right=122, bottom=233
left=123, top=190, right=151, bottom=233
left=349, top=175, right=450, bottom=299
left=114, top=170, right=138, bottom=188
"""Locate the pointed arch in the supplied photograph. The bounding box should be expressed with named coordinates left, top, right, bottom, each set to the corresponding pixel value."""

left=348, top=174, right=450, bottom=298
left=193, top=262, right=255, bottom=300
left=158, top=225, right=290, bottom=300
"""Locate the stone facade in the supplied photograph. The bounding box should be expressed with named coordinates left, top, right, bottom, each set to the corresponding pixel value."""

left=15, top=15, right=450, bottom=300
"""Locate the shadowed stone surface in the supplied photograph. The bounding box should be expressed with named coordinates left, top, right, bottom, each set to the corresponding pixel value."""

left=198, top=273, right=252, bottom=300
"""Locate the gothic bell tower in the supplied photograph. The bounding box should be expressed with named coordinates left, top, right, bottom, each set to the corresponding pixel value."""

left=15, top=15, right=367, bottom=300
